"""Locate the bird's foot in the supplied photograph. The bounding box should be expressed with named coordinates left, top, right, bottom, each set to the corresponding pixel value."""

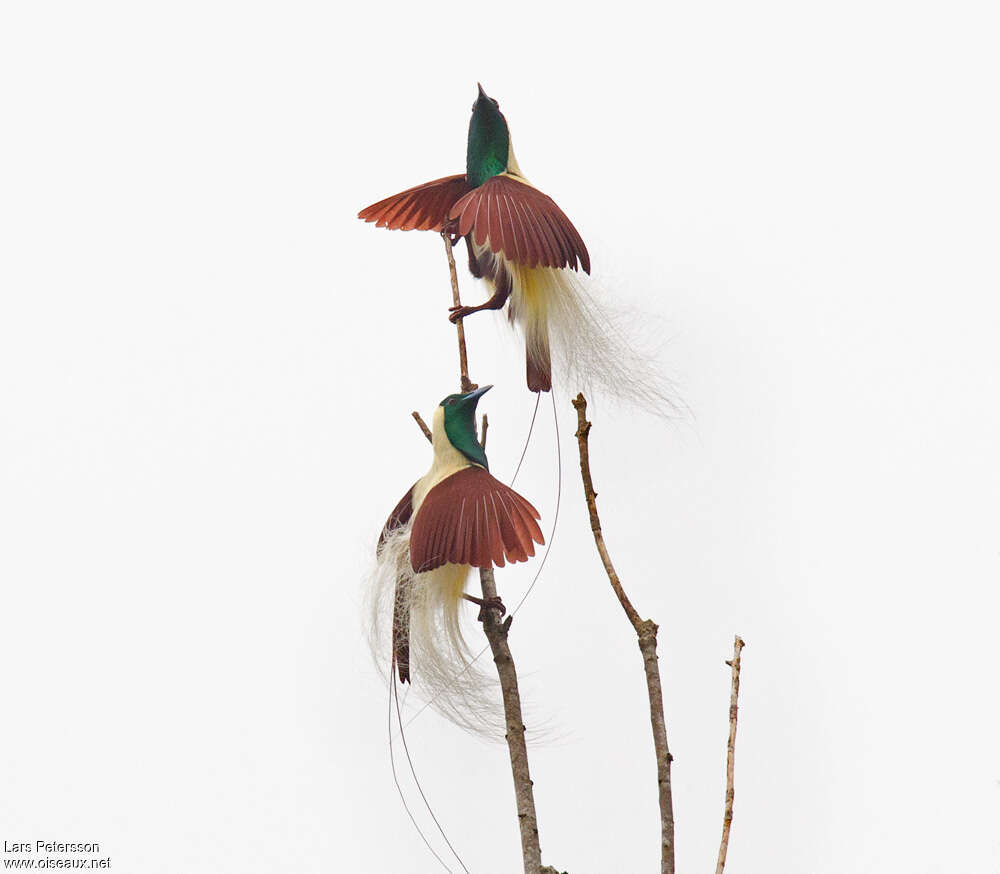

left=463, top=594, right=506, bottom=621
left=449, top=304, right=479, bottom=323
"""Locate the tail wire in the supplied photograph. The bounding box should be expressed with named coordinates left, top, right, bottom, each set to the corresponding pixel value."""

left=388, top=668, right=471, bottom=873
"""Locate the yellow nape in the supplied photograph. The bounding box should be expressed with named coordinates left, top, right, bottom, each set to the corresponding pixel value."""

left=412, top=405, right=472, bottom=512
left=506, top=138, right=526, bottom=180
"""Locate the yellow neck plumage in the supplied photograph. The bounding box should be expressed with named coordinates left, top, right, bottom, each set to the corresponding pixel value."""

left=506, top=137, right=525, bottom=180
left=412, top=405, right=473, bottom=514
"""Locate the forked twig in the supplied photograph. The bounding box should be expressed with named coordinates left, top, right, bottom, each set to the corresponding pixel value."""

left=714, top=635, right=746, bottom=874
left=572, top=392, right=675, bottom=874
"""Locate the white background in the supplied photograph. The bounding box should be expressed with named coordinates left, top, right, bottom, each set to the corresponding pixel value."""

left=2, top=1, right=998, bottom=872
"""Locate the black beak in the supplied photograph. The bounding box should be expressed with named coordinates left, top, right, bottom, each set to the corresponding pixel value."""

left=463, top=384, right=492, bottom=405
left=477, top=82, right=489, bottom=101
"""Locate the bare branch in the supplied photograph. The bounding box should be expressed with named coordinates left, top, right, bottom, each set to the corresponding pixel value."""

left=572, top=392, right=675, bottom=874
left=480, top=413, right=488, bottom=448
left=571, top=395, right=642, bottom=629
left=714, top=635, right=746, bottom=874
left=441, top=232, right=475, bottom=393
left=412, top=411, right=432, bottom=444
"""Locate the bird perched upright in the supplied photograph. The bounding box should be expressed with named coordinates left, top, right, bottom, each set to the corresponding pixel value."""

left=372, top=385, right=544, bottom=704
left=358, top=85, right=592, bottom=394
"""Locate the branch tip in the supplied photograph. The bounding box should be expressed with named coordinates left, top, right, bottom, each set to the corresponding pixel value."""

left=714, top=635, right=747, bottom=874
left=411, top=411, right=432, bottom=444
left=571, top=392, right=675, bottom=874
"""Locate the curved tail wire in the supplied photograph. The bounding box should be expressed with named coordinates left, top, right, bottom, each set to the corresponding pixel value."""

left=388, top=673, right=471, bottom=873
left=387, top=676, right=462, bottom=873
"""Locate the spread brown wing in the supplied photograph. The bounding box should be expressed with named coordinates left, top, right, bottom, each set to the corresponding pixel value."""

left=378, top=485, right=415, bottom=551
left=358, top=174, right=471, bottom=232
left=448, top=174, right=590, bottom=273
left=409, top=467, right=544, bottom=573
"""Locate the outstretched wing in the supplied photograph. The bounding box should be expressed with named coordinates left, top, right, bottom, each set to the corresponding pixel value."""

left=358, top=174, right=471, bottom=232
left=448, top=174, right=590, bottom=273
left=410, top=466, right=544, bottom=573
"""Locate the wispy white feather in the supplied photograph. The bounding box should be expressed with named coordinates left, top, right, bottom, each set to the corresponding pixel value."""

left=366, top=524, right=506, bottom=739
left=502, top=257, right=683, bottom=416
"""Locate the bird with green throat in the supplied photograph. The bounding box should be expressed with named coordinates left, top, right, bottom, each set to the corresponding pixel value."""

left=359, top=84, right=593, bottom=394
left=374, top=385, right=544, bottom=686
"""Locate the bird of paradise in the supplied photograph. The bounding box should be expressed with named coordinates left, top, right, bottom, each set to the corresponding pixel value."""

left=359, top=84, right=598, bottom=395
left=369, top=386, right=544, bottom=733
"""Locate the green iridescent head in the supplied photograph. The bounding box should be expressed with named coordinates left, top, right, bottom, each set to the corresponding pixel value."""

left=440, top=384, right=491, bottom=469
left=466, top=84, right=509, bottom=188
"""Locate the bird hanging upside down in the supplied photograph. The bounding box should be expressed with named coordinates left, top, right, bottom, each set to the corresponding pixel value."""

left=374, top=385, right=544, bottom=690
left=359, top=84, right=592, bottom=394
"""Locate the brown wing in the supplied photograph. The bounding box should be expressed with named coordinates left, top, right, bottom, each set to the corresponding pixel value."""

left=378, top=485, right=415, bottom=552
left=409, top=467, right=544, bottom=573
left=448, top=174, right=590, bottom=273
left=358, top=174, right=471, bottom=232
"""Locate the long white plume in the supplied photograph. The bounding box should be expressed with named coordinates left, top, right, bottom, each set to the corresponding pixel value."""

left=505, top=261, right=683, bottom=416
left=366, top=524, right=506, bottom=739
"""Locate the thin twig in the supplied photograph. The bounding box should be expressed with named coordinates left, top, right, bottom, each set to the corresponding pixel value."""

left=572, top=392, right=675, bottom=874
left=480, top=413, right=488, bottom=449
left=714, top=635, right=746, bottom=874
left=412, top=411, right=432, bottom=444
left=441, top=232, right=475, bottom=393
left=571, top=396, right=642, bottom=629
left=442, top=239, right=542, bottom=874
